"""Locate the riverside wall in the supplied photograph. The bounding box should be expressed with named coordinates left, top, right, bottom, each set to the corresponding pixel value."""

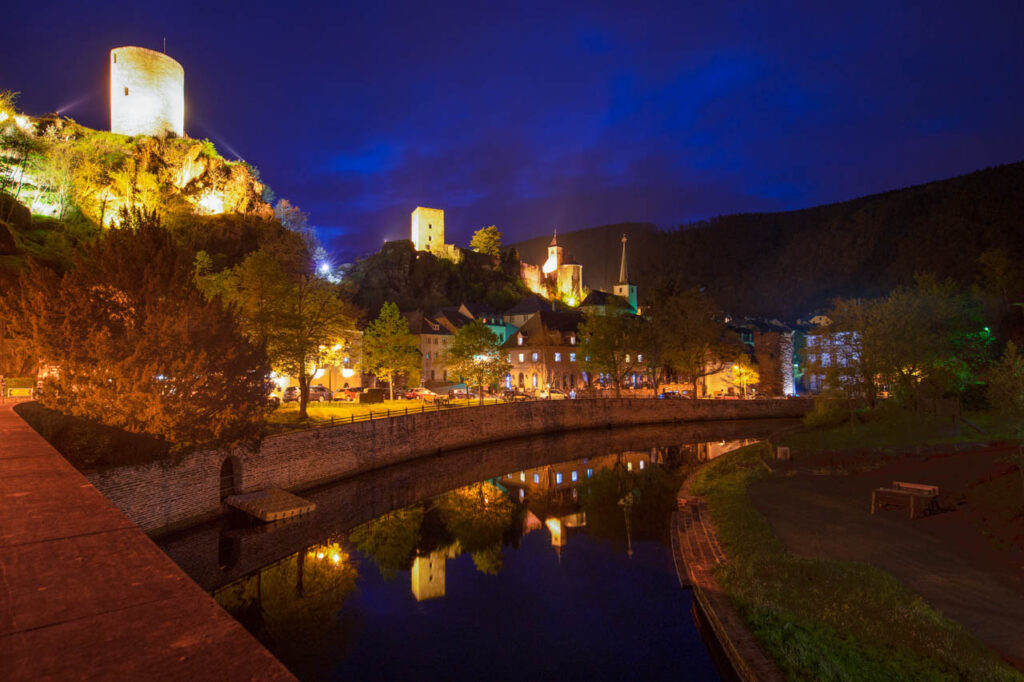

left=87, top=398, right=813, bottom=536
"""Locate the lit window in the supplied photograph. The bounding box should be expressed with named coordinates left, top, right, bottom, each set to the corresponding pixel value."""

left=639, top=460, right=645, bottom=470
left=520, top=471, right=525, bottom=482
left=638, top=354, right=643, bottom=362
left=627, top=462, right=633, bottom=472
left=625, top=354, right=631, bottom=363
left=570, top=335, right=576, bottom=345
left=570, top=352, right=576, bottom=362
left=518, top=353, right=524, bottom=363
left=556, top=472, right=563, bottom=484
left=532, top=374, right=538, bottom=388
left=533, top=473, right=540, bottom=484
left=554, top=352, right=561, bottom=362
left=587, top=468, right=593, bottom=478
left=532, top=352, right=538, bottom=362
left=518, top=334, right=524, bottom=346
left=571, top=471, right=578, bottom=482
left=519, top=489, right=525, bottom=500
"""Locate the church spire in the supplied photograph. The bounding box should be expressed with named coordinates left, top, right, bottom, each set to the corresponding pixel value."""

left=617, top=234, right=629, bottom=285
left=549, top=228, right=558, bottom=247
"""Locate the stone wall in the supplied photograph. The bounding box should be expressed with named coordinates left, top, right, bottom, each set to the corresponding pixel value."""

left=87, top=398, right=812, bottom=536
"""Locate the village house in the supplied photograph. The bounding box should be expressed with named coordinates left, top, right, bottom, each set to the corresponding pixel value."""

left=502, top=310, right=584, bottom=393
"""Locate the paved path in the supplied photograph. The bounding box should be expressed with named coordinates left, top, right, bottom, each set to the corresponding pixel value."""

left=674, top=486, right=784, bottom=682
left=749, top=467, right=1024, bottom=669
left=0, top=404, right=295, bottom=681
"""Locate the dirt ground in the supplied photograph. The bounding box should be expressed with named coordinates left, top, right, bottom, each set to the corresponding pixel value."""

left=748, top=443, right=1024, bottom=670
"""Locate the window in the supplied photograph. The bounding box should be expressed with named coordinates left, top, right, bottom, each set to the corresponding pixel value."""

left=556, top=472, right=563, bottom=485
left=570, top=352, right=576, bottom=362
left=571, top=470, right=578, bottom=482
left=518, top=353, right=524, bottom=363
left=638, top=354, right=643, bottom=362
left=627, top=462, right=633, bottom=472
left=586, top=468, right=593, bottom=478
left=520, top=472, right=525, bottom=482
left=517, top=334, right=523, bottom=346
left=124, top=87, right=129, bottom=96
left=519, top=488, right=525, bottom=500
left=532, top=374, right=538, bottom=388
left=113, top=54, right=117, bottom=63
left=533, top=473, right=540, bottom=484
left=639, top=460, right=645, bottom=470
left=570, top=334, right=576, bottom=345
left=532, top=352, right=538, bottom=362
left=554, top=352, right=561, bottom=362
left=625, top=354, right=631, bottom=363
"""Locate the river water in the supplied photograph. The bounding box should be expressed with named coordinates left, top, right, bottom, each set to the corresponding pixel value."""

left=160, top=419, right=793, bottom=681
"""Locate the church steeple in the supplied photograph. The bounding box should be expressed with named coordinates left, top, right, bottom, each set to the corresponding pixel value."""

left=617, top=234, right=629, bottom=285
left=612, top=233, right=638, bottom=313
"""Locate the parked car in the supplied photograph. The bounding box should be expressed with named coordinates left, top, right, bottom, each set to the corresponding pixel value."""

left=403, top=387, right=439, bottom=401
left=267, top=392, right=281, bottom=407
left=449, top=388, right=477, bottom=400
left=501, top=389, right=531, bottom=402
left=337, top=387, right=362, bottom=401
left=282, top=385, right=334, bottom=403
left=539, top=388, right=567, bottom=399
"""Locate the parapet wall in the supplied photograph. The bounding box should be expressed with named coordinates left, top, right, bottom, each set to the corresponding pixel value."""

left=87, top=398, right=812, bottom=535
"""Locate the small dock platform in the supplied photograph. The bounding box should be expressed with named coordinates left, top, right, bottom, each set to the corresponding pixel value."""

left=225, top=488, right=316, bottom=522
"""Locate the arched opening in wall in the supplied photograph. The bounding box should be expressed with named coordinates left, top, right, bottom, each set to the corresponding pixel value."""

left=219, top=458, right=239, bottom=501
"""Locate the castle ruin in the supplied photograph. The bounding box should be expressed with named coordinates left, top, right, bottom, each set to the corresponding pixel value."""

left=110, top=46, right=184, bottom=137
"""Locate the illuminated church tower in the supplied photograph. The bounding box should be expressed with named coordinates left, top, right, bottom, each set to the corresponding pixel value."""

left=612, top=234, right=638, bottom=313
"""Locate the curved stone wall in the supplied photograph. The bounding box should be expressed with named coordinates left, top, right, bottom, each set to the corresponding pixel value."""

left=86, top=398, right=813, bottom=535
left=110, top=46, right=184, bottom=136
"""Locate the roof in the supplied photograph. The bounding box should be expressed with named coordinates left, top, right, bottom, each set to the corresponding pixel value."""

left=504, top=294, right=555, bottom=316
left=459, top=302, right=500, bottom=317
left=501, top=310, right=582, bottom=348
left=401, top=311, right=453, bottom=335
left=580, top=290, right=626, bottom=308
left=728, top=317, right=793, bottom=334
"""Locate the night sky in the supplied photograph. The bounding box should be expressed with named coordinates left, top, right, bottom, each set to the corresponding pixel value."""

left=4, top=1, right=1023, bottom=262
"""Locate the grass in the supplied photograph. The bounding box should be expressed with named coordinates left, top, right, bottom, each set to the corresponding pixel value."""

left=780, top=405, right=1019, bottom=454
left=690, top=442, right=1022, bottom=681
left=266, top=398, right=505, bottom=427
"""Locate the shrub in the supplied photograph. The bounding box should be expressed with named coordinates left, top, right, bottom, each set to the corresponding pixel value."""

left=802, top=397, right=847, bottom=429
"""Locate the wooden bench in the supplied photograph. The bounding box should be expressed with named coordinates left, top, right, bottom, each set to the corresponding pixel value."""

left=871, top=481, right=940, bottom=519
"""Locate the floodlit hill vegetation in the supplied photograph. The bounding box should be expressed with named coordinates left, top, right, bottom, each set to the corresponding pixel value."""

left=513, top=162, right=1024, bottom=319
left=0, top=94, right=278, bottom=279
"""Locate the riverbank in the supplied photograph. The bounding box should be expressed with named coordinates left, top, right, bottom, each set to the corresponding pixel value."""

left=689, top=441, right=1023, bottom=680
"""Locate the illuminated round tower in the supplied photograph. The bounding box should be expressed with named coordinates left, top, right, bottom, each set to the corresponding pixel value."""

left=110, top=46, right=184, bottom=137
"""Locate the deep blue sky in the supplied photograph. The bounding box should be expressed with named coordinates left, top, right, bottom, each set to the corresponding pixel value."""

left=4, top=1, right=1023, bottom=261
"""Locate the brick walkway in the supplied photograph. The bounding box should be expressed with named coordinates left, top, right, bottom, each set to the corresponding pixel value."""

left=674, top=487, right=783, bottom=681
left=0, top=404, right=295, bottom=681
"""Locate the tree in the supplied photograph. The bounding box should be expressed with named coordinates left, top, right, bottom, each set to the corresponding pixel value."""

left=731, top=356, right=759, bottom=398
left=446, top=320, right=510, bottom=404
left=470, top=225, right=502, bottom=257
left=349, top=507, right=424, bottom=579
left=578, top=299, right=642, bottom=397
left=362, top=302, right=421, bottom=399
left=652, top=289, right=736, bottom=398
left=2, top=208, right=269, bottom=449
left=986, top=342, right=1024, bottom=506
left=222, top=249, right=360, bottom=419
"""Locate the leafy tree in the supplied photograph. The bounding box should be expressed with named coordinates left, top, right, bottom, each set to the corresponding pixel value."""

left=470, top=225, right=502, bottom=257
left=446, top=320, right=510, bottom=404
left=650, top=289, right=736, bottom=398
left=2, top=208, right=269, bottom=449
left=579, top=299, right=643, bottom=397
left=362, top=302, right=421, bottom=399
left=731, top=356, right=760, bottom=398
left=986, top=342, right=1024, bottom=506
left=437, top=482, right=515, bottom=574
left=222, top=249, right=360, bottom=419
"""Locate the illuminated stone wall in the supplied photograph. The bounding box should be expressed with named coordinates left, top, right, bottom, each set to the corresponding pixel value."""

left=110, top=46, right=184, bottom=137
left=87, top=398, right=812, bottom=536
left=411, top=206, right=445, bottom=252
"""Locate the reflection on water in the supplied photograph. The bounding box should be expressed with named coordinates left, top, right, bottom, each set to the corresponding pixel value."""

left=209, top=438, right=760, bottom=681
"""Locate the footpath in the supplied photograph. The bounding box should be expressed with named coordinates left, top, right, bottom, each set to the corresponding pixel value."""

left=673, top=472, right=784, bottom=682
left=0, top=403, right=295, bottom=681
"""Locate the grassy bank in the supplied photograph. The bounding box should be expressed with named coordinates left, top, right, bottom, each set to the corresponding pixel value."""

left=780, top=405, right=1018, bottom=454
left=690, top=442, right=1022, bottom=681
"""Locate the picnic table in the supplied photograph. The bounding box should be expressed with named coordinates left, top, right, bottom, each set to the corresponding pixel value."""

left=871, top=481, right=941, bottom=519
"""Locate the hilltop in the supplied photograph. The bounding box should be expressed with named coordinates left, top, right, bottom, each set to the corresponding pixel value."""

left=513, top=162, right=1024, bottom=319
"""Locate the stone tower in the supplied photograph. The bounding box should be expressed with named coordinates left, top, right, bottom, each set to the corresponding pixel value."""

left=613, top=234, right=638, bottom=312
left=411, top=206, right=445, bottom=253
left=110, top=46, right=184, bottom=137
left=547, top=230, right=563, bottom=270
